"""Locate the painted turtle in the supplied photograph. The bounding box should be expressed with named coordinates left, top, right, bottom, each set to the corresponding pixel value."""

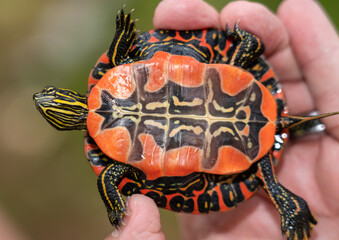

left=33, top=9, right=339, bottom=240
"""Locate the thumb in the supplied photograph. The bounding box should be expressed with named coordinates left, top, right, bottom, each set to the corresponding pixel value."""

left=105, top=194, right=165, bottom=240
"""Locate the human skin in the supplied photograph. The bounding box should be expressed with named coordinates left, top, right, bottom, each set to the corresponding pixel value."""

left=105, top=0, right=339, bottom=239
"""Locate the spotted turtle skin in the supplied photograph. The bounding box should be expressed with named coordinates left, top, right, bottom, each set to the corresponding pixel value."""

left=85, top=13, right=288, bottom=213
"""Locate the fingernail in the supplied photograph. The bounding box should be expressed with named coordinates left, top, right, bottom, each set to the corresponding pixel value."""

left=121, top=211, right=130, bottom=226
left=121, top=218, right=127, bottom=226
left=111, top=229, right=120, bottom=238
left=124, top=196, right=131, bottom=216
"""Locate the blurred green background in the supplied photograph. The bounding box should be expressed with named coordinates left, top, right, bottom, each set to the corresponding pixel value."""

left=0, top=0, right=338, bottom=239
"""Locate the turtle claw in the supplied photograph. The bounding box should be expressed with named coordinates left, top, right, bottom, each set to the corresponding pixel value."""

left=123, top=196, right=131, bottom=216
left=257, top=156, right=317, bottom=240
left=281, top=207, right=317, bottom=240
left=107, top=202, right=126, bottom=229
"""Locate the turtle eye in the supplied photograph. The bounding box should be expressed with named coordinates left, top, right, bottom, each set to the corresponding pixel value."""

left=44, top=86, right=57, bottom=95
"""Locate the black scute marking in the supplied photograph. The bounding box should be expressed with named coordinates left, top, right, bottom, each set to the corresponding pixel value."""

left=202, top=68, right=271, bottom=168
left=235, top=121, right=246, bottom=131
left=179, top=30, right=193, bottom=40
left=133, top=63, right=168, bottom=114
left=128, top=116, right=167, bottom=163
left=205, top=68, right=245, bottom=118
left=203, top=121, right=245, bottom=169
left=168, top=81, right=206, bottom=116
left=245, top=83, right=268, bottom=122
left=167, top=118, right=208, bottom=150
left=236, top=110, right=247, bottom=120
left=95, top=90, right=138, bottom=144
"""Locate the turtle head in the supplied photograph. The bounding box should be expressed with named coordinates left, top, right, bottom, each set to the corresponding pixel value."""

left=33, top=86, right=88, bottom=131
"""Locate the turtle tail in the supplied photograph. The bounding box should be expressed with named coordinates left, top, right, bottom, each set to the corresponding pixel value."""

left=276, top=112, right=339, bottom=132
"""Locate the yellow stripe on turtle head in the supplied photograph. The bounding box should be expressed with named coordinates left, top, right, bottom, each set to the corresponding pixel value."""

left=33, top=86, right=88, bottom=131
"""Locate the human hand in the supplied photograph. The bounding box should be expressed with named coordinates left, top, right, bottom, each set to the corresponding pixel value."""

left=104, top=194, right=165, bottom=240
left=106, top=0, right=339, bottom=239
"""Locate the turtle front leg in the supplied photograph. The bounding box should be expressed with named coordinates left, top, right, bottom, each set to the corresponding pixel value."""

left=256, top=154, right=317, bottom=240
left=97, top=160, right=132, bottom=228
left=108, top=8, right=138, bottom=67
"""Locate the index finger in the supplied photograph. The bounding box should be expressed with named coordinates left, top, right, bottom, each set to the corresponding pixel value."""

left=105, top=195, right=164, bottom=240
left=278, top=0, right=339, bottom=134
left=153, top=0, right=220, bottom=30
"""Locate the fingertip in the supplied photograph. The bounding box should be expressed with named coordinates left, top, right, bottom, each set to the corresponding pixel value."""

left=128, top=194, right=162, bottom=232
left=106, top=194, right=164, bottom=240
left=153, top=0, right=220, bottom=30
left=277, top=0, right=338, bottom=64
left=278, top=0, right=339, bottom=132
left=220, top=1, right=288, bottom=57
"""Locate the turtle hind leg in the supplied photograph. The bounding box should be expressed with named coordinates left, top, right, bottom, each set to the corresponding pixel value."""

left=97, top=161, right=132, bottom=228
left=226, top=22, right=265, bottom=67
left=108, top=8, right=138, bottom=67
left=257, top=154, right=317, bottom=240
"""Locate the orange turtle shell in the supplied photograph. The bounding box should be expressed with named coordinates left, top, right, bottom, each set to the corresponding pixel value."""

left=87, top=51, right=277, bottom=180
